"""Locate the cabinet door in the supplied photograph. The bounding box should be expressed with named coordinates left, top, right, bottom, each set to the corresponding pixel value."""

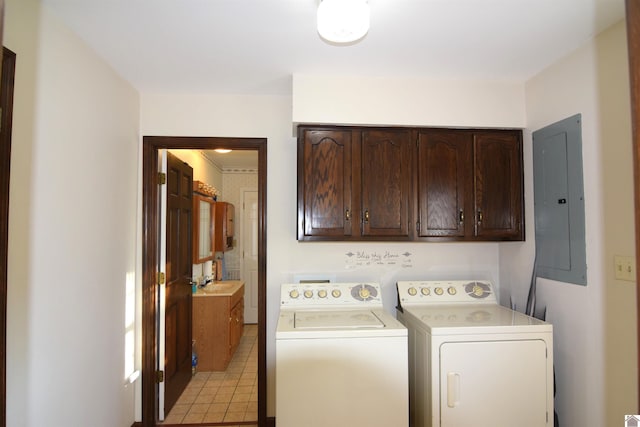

left=298, top=128, right=353, bottom=239
left=214, top=201, right=235, bottom=252
left=417, top=130, right=472, bottom=238
left=230, top=299, right=244, bottom=353
left=360, top=129, right=412, bottom=238
left=226, top=203, right=235, bottom=238
left=474, top=131, right=524, bottom=240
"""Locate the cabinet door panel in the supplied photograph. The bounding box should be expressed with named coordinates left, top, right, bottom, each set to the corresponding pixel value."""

left=417, top=131, right=472, bottom=237
left=298, top=129, right=353, bottom=238
left=474, top=132, right=524, bottom=240
left=361, top=129, right=412, bottom=237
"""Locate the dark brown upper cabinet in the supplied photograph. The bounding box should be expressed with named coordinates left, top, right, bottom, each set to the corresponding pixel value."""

left=298, top=125, right=524, bottom=242
left=360, top=129, right=412, bottom=238
left=297, top=126, right=413, bottom=241
left=416, top=129, right=524, bottom=241
left=416, top=130, right=473, bottom=238
left=473, top=131, right=524, bottom=240
left=297, top=127, right=353, bottom=239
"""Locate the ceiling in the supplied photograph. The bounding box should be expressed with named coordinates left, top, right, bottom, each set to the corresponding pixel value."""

left=41, top=0, right=626, bottom=96
left=203, top=150, right=259, bottom=170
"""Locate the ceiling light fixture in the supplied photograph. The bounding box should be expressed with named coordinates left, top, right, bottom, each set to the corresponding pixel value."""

left=214, top=149, right=232, bottom=154
left=317, top=0, right=370, bottom=44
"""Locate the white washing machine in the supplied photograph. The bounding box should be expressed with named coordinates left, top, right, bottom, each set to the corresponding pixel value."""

left=276, top=282, right=408, bottom=427
left=396, top=280, right=553, bottom=427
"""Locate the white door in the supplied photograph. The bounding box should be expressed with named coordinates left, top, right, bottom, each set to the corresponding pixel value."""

left=440, top=339, right=549, bottom=427
left=241, top=189, right=259, bottom=323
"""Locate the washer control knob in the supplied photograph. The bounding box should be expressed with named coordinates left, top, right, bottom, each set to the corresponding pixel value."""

left=318, top=289, right=328, bottom=298
left=434, top=287, right=444, bottom=296
left=448, top=287, right=457, bottom=295
left=421, top=287, right=431, bottom=296
left=331, top=289, right=342, bottom=298
left=289, top=290, right=299, bottom=299
left=473, top=285, right=484, bottom=297
left=408, top=287, right=417, bottom=296
left=359, top=287, right=371, bottom=299
left=304, top=290, right=313, bottom=299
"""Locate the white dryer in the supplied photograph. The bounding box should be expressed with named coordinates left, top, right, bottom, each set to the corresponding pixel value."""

left=396, top=280, right=553, bottom=427
left=276, top=282, right=408, bottom=427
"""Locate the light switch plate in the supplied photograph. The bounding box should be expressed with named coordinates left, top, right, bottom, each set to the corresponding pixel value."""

left=614, top=255, right=636, bottom=282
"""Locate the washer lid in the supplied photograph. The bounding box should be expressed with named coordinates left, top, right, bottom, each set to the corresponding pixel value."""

left=276, top=308, right=407, bottom=339
left=294, top=310, right=385, bottom=329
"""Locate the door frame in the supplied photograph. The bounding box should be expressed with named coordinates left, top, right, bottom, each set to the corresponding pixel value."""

left=627, top=0, right=640, bottom=411
left=141, top=136, right=267, bottom=426
left=0, top=47, right=16, bottom=427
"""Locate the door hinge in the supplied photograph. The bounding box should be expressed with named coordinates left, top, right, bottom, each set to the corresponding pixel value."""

left=158, top=172, right=166, bottom=185
left=158, top=272, right=166, bottom=285
left=156, top=370, right=164, bottom=383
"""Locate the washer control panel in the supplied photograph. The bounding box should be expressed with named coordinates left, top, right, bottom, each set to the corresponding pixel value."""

left=397, top=280, right=496, bottom=306
left=280, top=282, right=383, bottom=308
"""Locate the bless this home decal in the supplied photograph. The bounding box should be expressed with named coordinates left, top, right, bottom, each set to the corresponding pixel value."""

left=344, top=250, right=413, bottom=269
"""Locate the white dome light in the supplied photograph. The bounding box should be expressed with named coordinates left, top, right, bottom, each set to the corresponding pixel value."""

left=317, top=0, right=370, bottom=44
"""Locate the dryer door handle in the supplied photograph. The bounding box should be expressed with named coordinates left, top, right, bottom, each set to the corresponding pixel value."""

left=447, top=372, right=460, bottom=408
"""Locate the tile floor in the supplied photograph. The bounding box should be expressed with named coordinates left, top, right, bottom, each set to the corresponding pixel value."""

left=161, top=324, right=258, bottom=425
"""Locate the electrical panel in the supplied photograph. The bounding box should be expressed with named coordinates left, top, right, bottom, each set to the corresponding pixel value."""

left=532, top=114, right=587, bottom=285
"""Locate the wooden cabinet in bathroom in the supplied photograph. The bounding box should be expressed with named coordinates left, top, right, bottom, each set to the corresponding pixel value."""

left=215, top=201, right=235, bottom=252
left=192, top=281, right=244, bottom=371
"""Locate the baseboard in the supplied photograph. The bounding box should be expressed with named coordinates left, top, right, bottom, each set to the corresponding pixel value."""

left=130, top=422, right=142, bottom=427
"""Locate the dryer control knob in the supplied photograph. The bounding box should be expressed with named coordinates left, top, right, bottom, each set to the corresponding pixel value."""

left=289, top=290, right=299, bottom=299
left=359, top=287, right=371, bottom=299
left=421, top=287, right=431, bottom=296
left=408, top=287, right=417, bottom=296
left=434, top=287, right=444, bottom=296
left=447, top=287, right=457, bottom=295
left=318, top=290, right=327, bottom=298
left=331, top=289, right=342, bottom=298
left=304, top=290, right=313, bottom=298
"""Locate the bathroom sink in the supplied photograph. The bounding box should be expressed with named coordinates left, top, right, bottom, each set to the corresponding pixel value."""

left=195, top=281, right=242, bottom=296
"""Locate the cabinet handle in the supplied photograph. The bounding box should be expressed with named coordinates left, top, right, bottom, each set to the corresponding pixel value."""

left=459, top=209, right=464, bottom=224
left=345, top=209, right=351, bottom=221
left=364, top=210, right=370, bottom=223
left=477, top=210, right=483, bottom=224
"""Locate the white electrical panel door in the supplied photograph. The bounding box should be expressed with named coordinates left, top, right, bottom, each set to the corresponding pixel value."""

left=439, top=340, right=549, bottom=427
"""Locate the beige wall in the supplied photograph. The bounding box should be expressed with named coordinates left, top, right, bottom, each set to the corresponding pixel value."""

left=292, top=74, right=526, bottom=128
left=5, top=0, right=140, bottom=425
left=500, top=20, right=635, bottom=426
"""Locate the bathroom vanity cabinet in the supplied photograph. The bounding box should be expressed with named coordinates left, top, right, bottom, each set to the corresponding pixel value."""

left=192, top=281, right=245, bottom=371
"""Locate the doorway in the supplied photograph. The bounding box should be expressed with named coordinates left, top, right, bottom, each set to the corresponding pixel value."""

left=141, top=136, right=267, bottom=427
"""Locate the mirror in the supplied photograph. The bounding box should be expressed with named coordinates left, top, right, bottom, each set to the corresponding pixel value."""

left=192, top=194, right=215, bottom=263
